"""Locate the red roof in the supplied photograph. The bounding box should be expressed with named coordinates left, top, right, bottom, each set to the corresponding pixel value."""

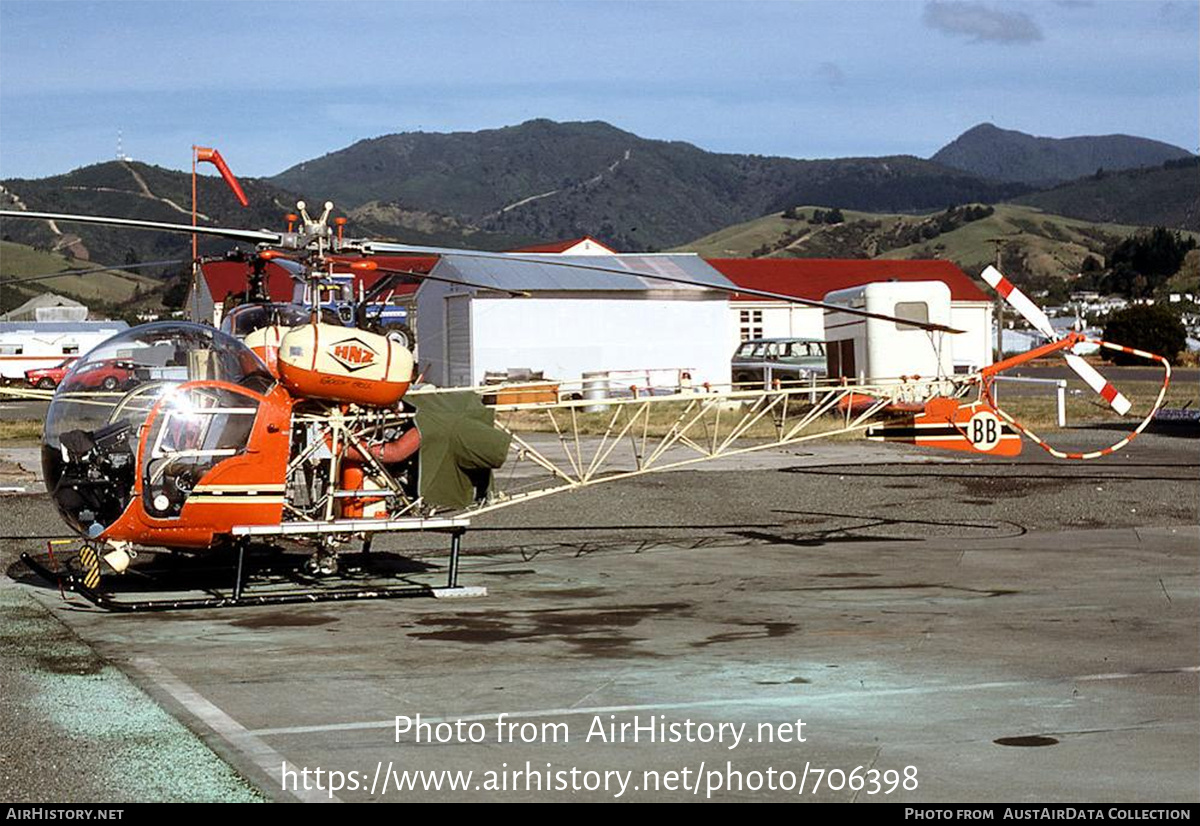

left=511, top=236, right=616, bottom=254
left=200, top=255, right=439, bottom=302
left=706, top=258, right=991, bottom=303
left=200, top=260, right=295, bottom=303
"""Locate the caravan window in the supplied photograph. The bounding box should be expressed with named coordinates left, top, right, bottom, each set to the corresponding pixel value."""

left=893, top=301, right=929, bottom=331
left=0, top=344, right=22, bottom=355
left=62, top=343, right=80, bottom=355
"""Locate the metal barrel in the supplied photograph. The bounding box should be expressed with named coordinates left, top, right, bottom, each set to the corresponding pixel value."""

left=582, top=370, right=610, bottom=413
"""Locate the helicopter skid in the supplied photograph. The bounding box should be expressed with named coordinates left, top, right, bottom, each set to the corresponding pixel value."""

left=19, top=517, right=481, bottom=612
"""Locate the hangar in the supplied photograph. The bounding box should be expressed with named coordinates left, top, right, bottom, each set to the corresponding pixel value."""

left=707, top=258, right=996, bottom=372
left=415, top=253, right=735, bottom=388
left=0, top=292, right=88, bottom=322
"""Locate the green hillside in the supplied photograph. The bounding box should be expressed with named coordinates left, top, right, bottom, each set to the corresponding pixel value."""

left=270, top=119, right=1028, bottom=251
left=675, top=204, right=1187, bottom=283
left=0, top=241, right=162, bottom=315
left=0, top=160, right=534, bottom=268
left=3, top=120, right=1192, bottom=265
left=1, top=161, right=308, bottom=266
left=1011, top=158, right=1199, bottom=232
left=875, top=205, right=1170, bottom=278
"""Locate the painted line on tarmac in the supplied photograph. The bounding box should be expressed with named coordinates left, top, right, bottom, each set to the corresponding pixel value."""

left=131, top=656, right=340, bottom=803
left=247, top=665, right=1199, bottom=738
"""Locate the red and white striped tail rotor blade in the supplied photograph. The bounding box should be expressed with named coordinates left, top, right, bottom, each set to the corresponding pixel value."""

left=981, top=266, right=1133, bottom=417
left=980, top=265, right=1057, bottom=340
left=1064, top=352, right=1132, bottom=415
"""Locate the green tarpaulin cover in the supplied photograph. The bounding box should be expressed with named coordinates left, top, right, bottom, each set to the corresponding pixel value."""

left=407, top=391, right=512, bottom=510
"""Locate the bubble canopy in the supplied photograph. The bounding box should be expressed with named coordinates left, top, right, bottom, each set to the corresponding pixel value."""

left=42, top=322, right=273, bottom=537
left=220, top=302, right=326, bottom=338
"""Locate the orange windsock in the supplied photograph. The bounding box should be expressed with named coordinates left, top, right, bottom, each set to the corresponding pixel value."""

left=195, top=146, right=248, bottom=207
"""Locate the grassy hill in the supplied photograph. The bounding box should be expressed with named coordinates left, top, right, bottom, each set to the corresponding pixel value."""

left=0, top=241, right=163, bottom=316
left=675, top=204, right=1188, bottom=283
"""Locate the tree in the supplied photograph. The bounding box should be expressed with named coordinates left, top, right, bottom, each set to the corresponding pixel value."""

left=1169, top=250, right=1199, bottom=294
left=1101, top=304, right=1187, bottom=365
left=1107, top=227, right=1197, bottom=296
left=162, top=275, right=190, bottom=309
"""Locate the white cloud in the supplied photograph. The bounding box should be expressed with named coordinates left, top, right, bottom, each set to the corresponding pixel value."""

left=923, top=1, right=1043, bottom=44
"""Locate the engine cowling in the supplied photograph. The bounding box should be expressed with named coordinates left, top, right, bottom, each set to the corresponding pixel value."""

left=278, top=323, right=413, bottom=407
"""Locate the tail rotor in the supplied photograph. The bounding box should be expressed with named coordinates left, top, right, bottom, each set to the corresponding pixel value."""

left=981, top=265, right=1131, bottom=415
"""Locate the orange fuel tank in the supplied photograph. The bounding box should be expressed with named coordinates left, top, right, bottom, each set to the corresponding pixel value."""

left=278, top=323, right=414, bottom=407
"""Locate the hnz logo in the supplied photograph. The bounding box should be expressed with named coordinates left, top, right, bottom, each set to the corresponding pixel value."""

left=329, top=339, right=378, bottom=373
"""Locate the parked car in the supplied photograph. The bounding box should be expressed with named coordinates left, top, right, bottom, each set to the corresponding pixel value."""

left=59, top=358, right=142, bottom=392
left=731, top=337, right=827, bottom=386
left=24, top=357, right=79, bottom=389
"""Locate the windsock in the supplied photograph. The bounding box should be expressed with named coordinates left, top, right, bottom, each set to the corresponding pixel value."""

left=195, top=146, right=249, bottom=207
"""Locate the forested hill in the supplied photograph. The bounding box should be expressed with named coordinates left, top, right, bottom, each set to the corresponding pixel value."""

left=269, top=119, right=1027, bottom=251
left=931, top=123, right=1193, bottom=186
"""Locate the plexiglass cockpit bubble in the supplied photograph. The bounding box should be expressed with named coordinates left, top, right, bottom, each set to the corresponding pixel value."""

left=221, top=303, right=312, bottom=338
left=220, top=302, right=345, bottom=339
left=42, top=322, right=273, bottom=538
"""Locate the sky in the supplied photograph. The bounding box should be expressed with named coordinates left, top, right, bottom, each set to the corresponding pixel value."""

left=0, top=0, right=1196, bottom=180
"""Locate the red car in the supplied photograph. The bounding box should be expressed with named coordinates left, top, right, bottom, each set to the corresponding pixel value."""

left=24, top=357, right=78, bottom=390
left=59, top=359, right=141, bottom=392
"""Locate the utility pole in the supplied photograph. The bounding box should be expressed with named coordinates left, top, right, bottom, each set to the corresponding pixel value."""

left=988, top=238, right=1005, bottom=361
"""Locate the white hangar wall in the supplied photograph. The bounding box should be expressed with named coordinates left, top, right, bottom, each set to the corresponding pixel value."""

left=419, top=288, right=733, bottom=388
left=416, top=253, right=739, bottom=389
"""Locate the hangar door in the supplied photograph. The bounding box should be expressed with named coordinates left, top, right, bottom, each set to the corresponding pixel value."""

left=445, top=293, right=472, bottom=386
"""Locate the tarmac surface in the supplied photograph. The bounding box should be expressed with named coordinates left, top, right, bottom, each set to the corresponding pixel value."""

left=1, top=428, right=1197, bottom=803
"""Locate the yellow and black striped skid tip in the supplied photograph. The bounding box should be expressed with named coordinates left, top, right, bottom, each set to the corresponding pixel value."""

left=78, top=546, right=101, bottom=590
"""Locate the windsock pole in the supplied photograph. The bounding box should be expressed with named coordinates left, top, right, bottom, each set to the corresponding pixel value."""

left=191, top=145, right=199, bottom=262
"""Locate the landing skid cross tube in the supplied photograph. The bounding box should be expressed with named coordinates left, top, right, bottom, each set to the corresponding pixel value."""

left=21, top=517, right=479, bottom=612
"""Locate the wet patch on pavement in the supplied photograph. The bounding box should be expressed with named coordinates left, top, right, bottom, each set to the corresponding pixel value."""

left=994, top=735, right=1060, bottom=747
left=407, top=602, right=694, bottom=658
left=229, top=611, right=339, bottom=629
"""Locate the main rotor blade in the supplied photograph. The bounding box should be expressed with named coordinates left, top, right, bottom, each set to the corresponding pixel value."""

left=0, top=210, right=280, bottom=245
left=981, top=265, right=1056, bottom=340
left=0, top=258, right=187, bottom=287
left=359, top=242, right=964, bottom=334
left=369, top=266, right=531, bottom=299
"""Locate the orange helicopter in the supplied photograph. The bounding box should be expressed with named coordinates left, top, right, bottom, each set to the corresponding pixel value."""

left=0, top=203, right=1172, bottom=610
